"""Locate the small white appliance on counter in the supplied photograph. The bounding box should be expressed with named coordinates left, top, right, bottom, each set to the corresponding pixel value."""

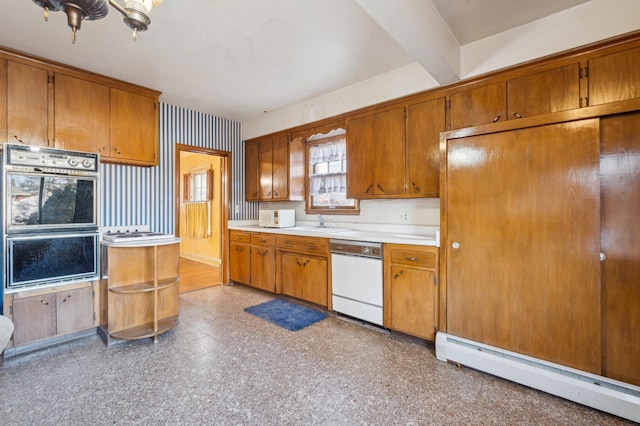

left=258, top=209, right=295, bottom=228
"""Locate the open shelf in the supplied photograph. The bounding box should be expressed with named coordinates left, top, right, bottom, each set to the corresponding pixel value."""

left=109, top=277, right=180, bottom=294
left=103, top=240, right=180, bottom=343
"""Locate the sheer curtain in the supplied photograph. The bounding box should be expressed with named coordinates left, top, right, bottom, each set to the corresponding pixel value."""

left=308, top=139, right=346, bottom=196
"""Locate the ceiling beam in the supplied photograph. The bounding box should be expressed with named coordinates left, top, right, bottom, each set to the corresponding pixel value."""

left=354, top=0, right=460, bottom=85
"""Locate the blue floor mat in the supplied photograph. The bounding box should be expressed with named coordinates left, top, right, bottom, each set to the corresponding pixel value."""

left=244, top=298, right=327, bottom=331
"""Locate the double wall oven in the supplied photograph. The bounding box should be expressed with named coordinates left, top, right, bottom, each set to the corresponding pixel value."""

left=3, top=144, right=100, bottom=292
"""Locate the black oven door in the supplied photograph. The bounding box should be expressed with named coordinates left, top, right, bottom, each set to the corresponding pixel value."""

left=5, top=172, right=98, bottom=233
left=5, top=232, right=100, bottom=291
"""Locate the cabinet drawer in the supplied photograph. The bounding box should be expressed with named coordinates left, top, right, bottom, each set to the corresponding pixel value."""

left=230, top=231, right=251, bottom=243
left=389, top=246, right=437, bottom=269
left=276, top=235, right=329, bottom=255
left=251, top=234, right=275, bottom=246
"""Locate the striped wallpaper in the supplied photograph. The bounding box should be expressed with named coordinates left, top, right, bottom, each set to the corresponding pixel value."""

left=100, top=102, right=257, bottom=233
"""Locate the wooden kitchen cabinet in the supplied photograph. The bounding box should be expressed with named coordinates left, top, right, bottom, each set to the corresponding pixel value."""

left=6, top=60, right=50, bottom=147
left=276, top=235, right=329, bottom=307
left=443, top=119, right=601, bottom=374
left=102, top=241, right=180, bottom=343
left=449, top=81, right=507, bottom=129
left=109, top=88, right=158, bottom=165
left=245, top=135, right=304, bottom=201
left=600, top=112, right=640, bottom=386
left=406, top=97, right=446, bottom=197
left=245, top=142, right=260, bottom=201
left=506, top=62, right=580, bottom=119
left=588, top=44, right=640, bottom=106
left=229, top=231, right=251, bottom=285
left=250, top=234, right=276, bottom=292
left=346, top=106, right=406, bottom=198
left=384, top=244, right=439, bottom=341
left=4, top=283, right=95, bottom=349
left=0, top=47, right=160, bottom=166
left=54, top=73, right=110, bottom=153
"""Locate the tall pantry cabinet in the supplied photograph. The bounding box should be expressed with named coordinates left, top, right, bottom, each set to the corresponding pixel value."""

left=441, top=108, right=640, bottom=385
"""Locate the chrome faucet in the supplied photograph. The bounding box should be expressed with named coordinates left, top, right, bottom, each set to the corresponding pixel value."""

left=318, top=214, right=326, bottom=228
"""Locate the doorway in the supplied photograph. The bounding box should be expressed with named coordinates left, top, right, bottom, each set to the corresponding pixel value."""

left=175, top=144, right=230, bottom=293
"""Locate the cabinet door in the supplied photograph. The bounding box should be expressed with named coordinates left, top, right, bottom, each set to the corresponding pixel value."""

left=229, top=242, right=251, bottom=284
left=54, top=74, right=110, bottom=153
left=0, top=59, right=7, bottom=143
left=346, top=107, right=405, bottom=198
left=507, top=63, right=580, bottom=119
left=374, top=107, right=406, bottom=196
left=12, top=293, right=57, bottom=346
left=346, top=114, right=376, bottom=198
left=250, top=246, right=276, bottom=292
left=245, top=142, right=260, bottom=201
left=271, top=135, right=289, bottom=200
left=57, top=286, right=94, bottom=335
left=279, top=252, right=304, bottom=299
left=446, top=119, right=601, bottom=374
left=110, top=88, right=157, bottom=164
left=302, top=256, right=327, bottom=306
left=258, top=138, right=274, bottom=199
left=449, top=82, right=506, bottom=129
left=600, top=112, right=640, bottom=386
left=588, top=45, right=640, bottom=106
left=389, top=266, right=436, bottom=340
left=406, top=97, right=445, bottom=197
left=7, top=61, right=49, bottom=147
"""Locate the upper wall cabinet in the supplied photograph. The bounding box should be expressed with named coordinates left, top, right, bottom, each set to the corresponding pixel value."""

left=54, top=73, right=110, bottom=154
left=0, top=48, right=160, bottom=166
left=346, top=107, right=406, bottom=198
left=5, top=60, right=50, bottom=147
left=406, top=97, right=446, bottom=197
left=109, top=88, right=158, bottom=165
left=506, top=62, right=581, bottom=119
left=588, top=44, right=640, bottom=106
left=245, top=134, right=304, bottom=202
left=449, top=82, right=507, bottom=129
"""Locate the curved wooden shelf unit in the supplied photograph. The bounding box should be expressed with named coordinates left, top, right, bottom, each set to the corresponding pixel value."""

left=108, top=316, right=179, bottom=341
left=109, top=277, right=180, bottom=294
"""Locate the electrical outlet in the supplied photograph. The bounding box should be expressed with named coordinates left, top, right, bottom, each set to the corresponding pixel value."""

left=400, top=212, right=408, bottom=222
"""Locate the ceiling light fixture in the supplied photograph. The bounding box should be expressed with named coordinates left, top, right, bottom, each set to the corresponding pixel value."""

left=32, top=0, right=163, bottom=43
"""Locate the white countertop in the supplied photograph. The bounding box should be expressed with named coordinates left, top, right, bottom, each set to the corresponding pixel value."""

left=228, top=221, right=439, bottom=247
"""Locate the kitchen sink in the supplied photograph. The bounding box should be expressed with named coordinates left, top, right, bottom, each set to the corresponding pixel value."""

left=287, top=226, right=352, bottom=234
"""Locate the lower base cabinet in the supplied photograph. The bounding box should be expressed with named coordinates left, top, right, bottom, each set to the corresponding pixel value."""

left=384, top=244, right=439, bottom=341
left=279, top=252, right=328, bottom=306
left=4, top=282, right=96, bottom=349
left=102, top=241, right=180, bottom=343
left=229, top=231, right=251, bottom=284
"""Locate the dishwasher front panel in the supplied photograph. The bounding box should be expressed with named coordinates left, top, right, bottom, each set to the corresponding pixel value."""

left=331, top=253, right=383, bottom=306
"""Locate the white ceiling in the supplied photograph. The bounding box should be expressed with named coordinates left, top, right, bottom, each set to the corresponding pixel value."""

left=0, top=0, right=590, bottom=123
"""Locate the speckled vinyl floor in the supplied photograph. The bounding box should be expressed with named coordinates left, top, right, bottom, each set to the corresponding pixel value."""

left=0, top=285, right=634, bottom=425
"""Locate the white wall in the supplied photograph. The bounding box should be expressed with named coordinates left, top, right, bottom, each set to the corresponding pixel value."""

left=242, top=0, right=640, bottom=140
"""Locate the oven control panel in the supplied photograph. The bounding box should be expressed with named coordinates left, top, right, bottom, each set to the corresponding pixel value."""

left=4, top=144, right=99, bottom=174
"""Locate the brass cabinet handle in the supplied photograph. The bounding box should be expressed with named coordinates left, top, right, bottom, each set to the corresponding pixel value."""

left=393, top=270, right=404, bottom=280
left=40, top=299, right=50, bottom=306
left=234, top=246, right=244, bottom=252
left=62, top=295, right=72, bottom=303
left=295, top=257, right=309, bottom=267
left=377, top=183, right=385, bottom=192
left=113, top=147, right=122, bottom=155
left=365, top=184, right=373, bottom=193
left=411, top=181, right=421, bottom=192
left=512, top=112, right=522, bottom=119
left=493, top=114, right=501, bottom=122
left=404, top=256, right=419, bottom=262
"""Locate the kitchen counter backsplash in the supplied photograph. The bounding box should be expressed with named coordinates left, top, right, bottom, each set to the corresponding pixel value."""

left=228, top=220, right=440, bottom=247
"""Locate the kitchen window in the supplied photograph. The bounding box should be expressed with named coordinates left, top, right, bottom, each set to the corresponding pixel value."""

left=305, top=129, right=359, bottom=215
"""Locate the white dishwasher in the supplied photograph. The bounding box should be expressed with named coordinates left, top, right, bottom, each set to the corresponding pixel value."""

left=330, top=239, right=383, bottom=326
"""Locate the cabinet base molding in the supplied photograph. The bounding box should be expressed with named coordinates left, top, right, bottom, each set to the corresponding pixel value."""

left=2, top=328, right=96, bottom=358
left=435, top=332, right=640, bottom=423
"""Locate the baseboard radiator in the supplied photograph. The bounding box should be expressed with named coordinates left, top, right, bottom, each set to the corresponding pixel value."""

left=435, top=332, right=640, bottom=422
